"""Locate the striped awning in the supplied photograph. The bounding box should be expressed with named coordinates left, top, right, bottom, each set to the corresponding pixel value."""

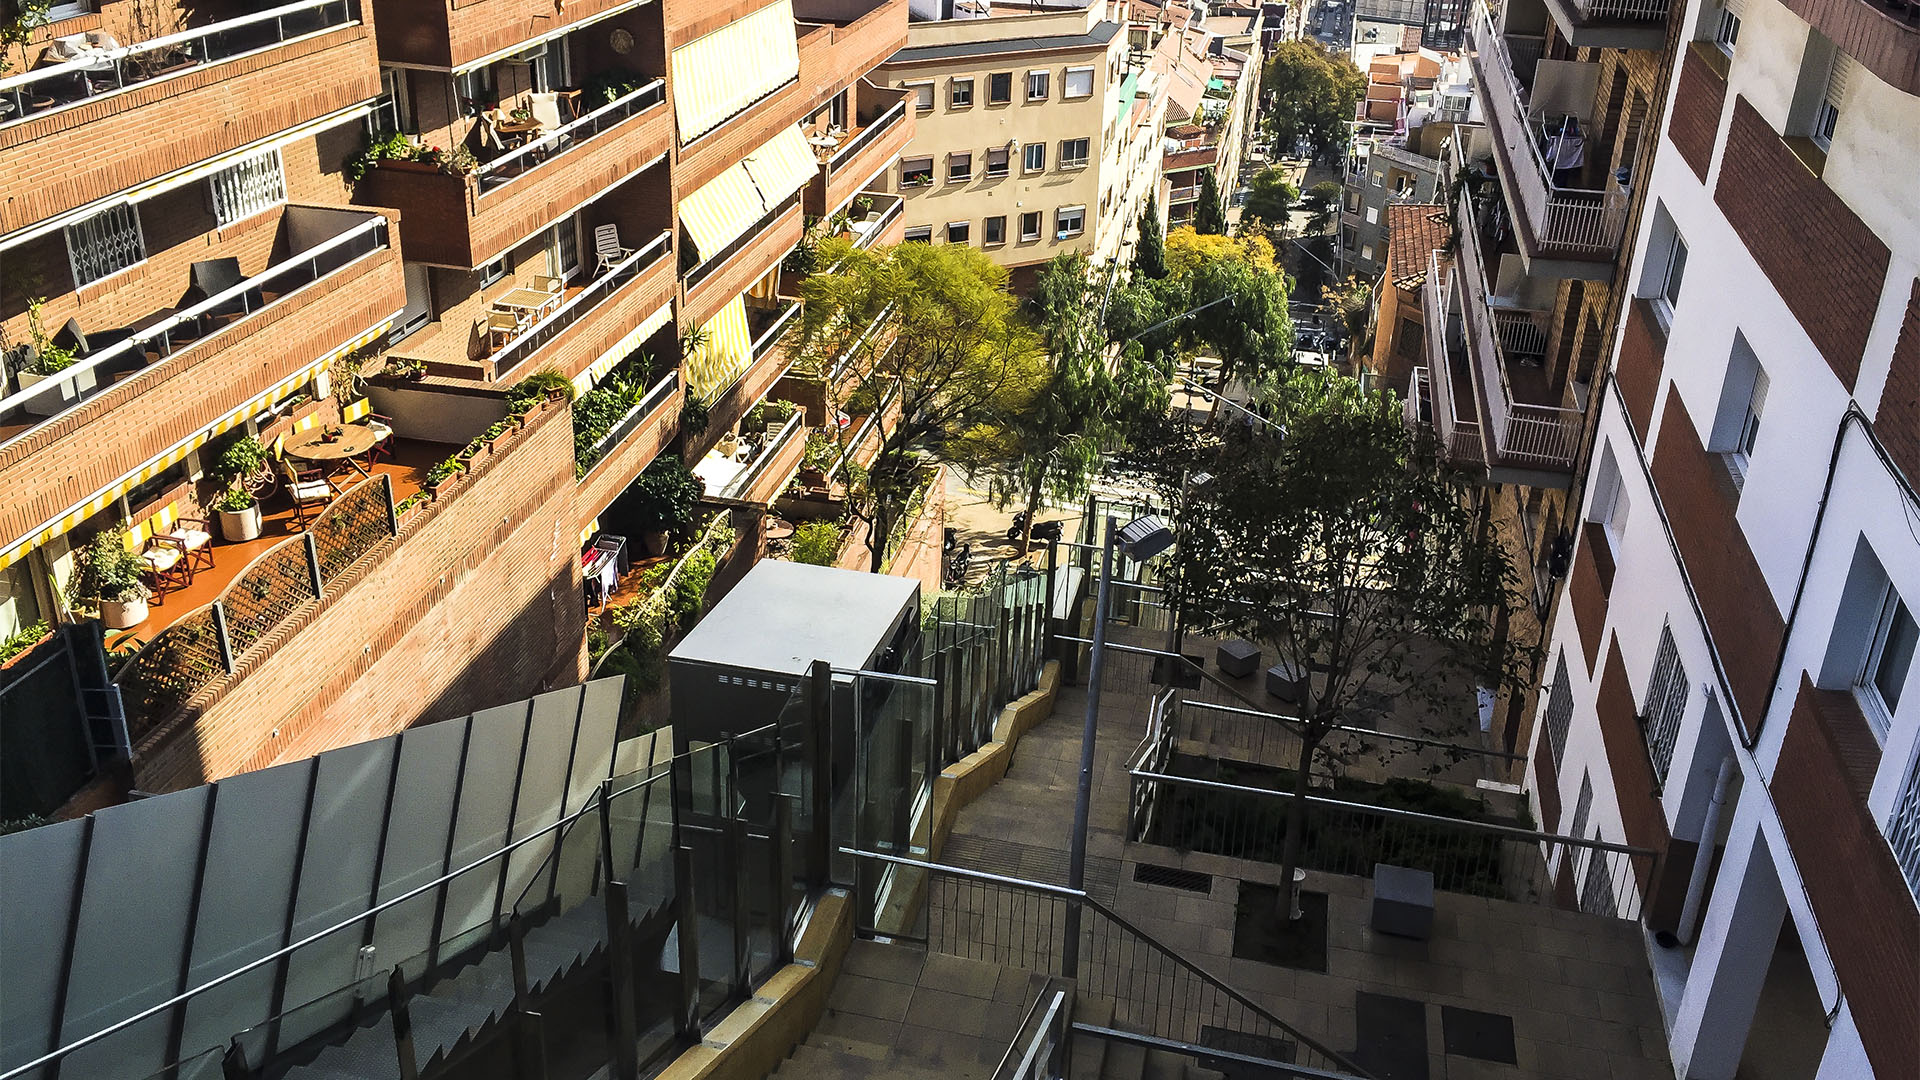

left=671, top=0, right=800, bottom=143
left=685, top=297, right=752, bottom=402
left=678, top=124, right=816, bottom=262
left=0, top=319, right=392, bottom=572
left=573, top=302, right=674, bottom=394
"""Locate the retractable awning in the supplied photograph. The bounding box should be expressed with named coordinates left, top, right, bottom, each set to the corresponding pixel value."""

left=677, top=124, right=815, bottom=262
left=685, top=296, right=752, bottom=401
left=573, top=302, right=673, bottom=394
left=671, top=0, right=800, bottom=143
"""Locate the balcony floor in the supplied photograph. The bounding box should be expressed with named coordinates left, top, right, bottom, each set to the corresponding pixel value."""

left=390, top=281, right=592, bottom=380
left=106, top=438, right=443, bottom=651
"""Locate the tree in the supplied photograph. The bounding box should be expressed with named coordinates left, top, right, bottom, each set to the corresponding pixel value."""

left=951, top=253, right=1167, bottom=549
left=1134, top=193, right=1167, bottom=280
left=1300, top=180, right=1343, bottom=236
left=1262, top=41, right=1365, bottom=160
left=1241, top=166, right=1298, bottom=237
left=1150, top=368, right=1521, bottom=917
left=793, top=239, right=1047, bottom=572
left=1193, top=170, right=1227, bottom=235
left=1163, top=227, right=1277, bottom=278
left=1160, top=228, right=1293, bottom=392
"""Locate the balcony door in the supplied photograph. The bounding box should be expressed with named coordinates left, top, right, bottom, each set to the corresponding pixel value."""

left=546, top=218, right=581, bottom=282
left=394, top=264, right=433, bottom=342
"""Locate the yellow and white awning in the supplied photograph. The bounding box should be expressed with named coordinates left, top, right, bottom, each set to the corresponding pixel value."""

left=671, top=0, right=800, bottom=143
left=685, top=297, right=753, bottom=402
left=678, top=124, right=816, bottom=262
left=573, top=302, right=674, bottom=395
left=0, top=319, right=392, bottom=572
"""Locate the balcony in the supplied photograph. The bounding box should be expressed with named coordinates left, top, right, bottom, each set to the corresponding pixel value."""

left=372, top=0, right=658, bottom=70
left=1530, top=0, right=1672, bottom=51
left=805, top=81, right=912, bottom=217
left=0, top=0, right=379, bottom=230
left=1466, top=6, right=1627, bottom=274
left=684, top=196, right=806, bottom=324
left=694, top=405, right=810, bottom=505
left=794, top=0, right=910, bottom=106
left=691, top=298, right=804, bottom=457
left=360, top=74, right=671, bottom=268
left=0, top=206, right=403, bottom=546
left=577, top=371, right=683, bottom=526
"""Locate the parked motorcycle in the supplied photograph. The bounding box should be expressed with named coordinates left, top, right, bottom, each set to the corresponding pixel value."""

left=1005, top=513, right=1064, bottom=544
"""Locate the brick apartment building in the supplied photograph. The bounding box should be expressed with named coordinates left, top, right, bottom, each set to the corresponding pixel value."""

left=1525, top=0, right=1920, bottom=1074
left=0, top=0, right=910, bottom=806
left=1156, top=2, right=1267, bottom=229
left=1338, top=47, right=1471, bottom=279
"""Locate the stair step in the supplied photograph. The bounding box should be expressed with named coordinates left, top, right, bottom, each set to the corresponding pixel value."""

left=311, top=1023, right=400, bottom=1078
left=1071, top=995, right=1117, bottom=1080
left=1143, top=1048, right=1187, bottom=1080
left=406, top=994, right=492, bottom=1065
left=1101, top=1039, right=1147, bottom=1080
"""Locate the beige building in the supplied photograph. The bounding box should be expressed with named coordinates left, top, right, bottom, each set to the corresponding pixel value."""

left=877, top=0, right=1166, bottom=288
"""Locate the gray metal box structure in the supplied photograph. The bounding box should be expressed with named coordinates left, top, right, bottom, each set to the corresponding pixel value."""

left=667, top=560, right=922, bottom=752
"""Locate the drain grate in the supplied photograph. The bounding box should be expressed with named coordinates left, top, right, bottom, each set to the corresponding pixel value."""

left=1132, top=862, right=1213, bottom=893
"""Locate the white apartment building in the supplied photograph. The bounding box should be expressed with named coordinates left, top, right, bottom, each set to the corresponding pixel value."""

left=1531, top=0, right=1920, bottom=1076
left=877, top=0, right=1167, bottom=288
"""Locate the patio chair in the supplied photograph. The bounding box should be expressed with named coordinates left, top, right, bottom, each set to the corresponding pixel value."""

left=190, top=258, right=262, bottom=332
left=360, top=412, right=395, bottom=465
left=140, top=535, right=193, bottom=598
left=283, top=463, right=336, bottom=528
left=593, top=224, right=630, bottom=275
left=53, top=318, right=90, bottom=356
left=159, top=517, right=214, bottom=575
left=486, top=310, right=521, bottom=351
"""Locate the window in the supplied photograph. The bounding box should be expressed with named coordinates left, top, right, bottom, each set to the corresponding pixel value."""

left=828, top=89, right=849, bottom=131
left=1056, top=206, right=1084, bottom=238
left=370, top=67, right=411, bottom=136
left=1713, top=0, right=1741, bottom=56
left=1641, top=624, right=1689, bottom=786
left=901, top=156, right=934, bottom=186
left=1060, top=138, right=1090, bottom=168
left=950, top=77, right=974, bottom=108
left=1064, top=66, right=1094, bottom=98
left=481, top=254, right=510, bottom=287
left=1365, top=205, right=1379, bottom=224
left=546, top=219, right=579, bottom=280
left=525, top=40, right=567, bottom=93
left=1023, top=143, right=1046, bottom=172
left=1027, top=70, right=1050, bottom=100
left=1861, top=587, right=1916, bottom=724
left=986, top=147, right=1009, bottom=178
left=1359, top=244, right=1375, bottom=262
left=1544, top=651, right=1573, bottom=765
left=1579, top=834, right=1619, bottom=917
left=1890, top=752, right=1920, bottom=896
left=947, top=221, right=970, bottom=244
left=209, top=150, right=286, bottom=227
left=948, top=152, right=972, bottom=182
left=1019, top=211, right=1042, bottom=241
left=65, top=204, right=145, bottom=287
left=456, top=65, right=497, bottom=110
left=1589, top=446, right=1630, bottom=552
left=1643, top=206, right=1688, bottom=328
left=988, top=72, right=1012, bottom=104
left=984, top=215, right=1006, bottom=245
left=904, top=225, right=932, bottom=243
left=1568, top=771, right=1594, bottom=850
left=1821, top=540, right=1914, bottom=740
left=1709, top=333, right=1767, bottom=488
left=909, top=82, right=934, bottom=111
left=1810, top=52, right=1854, bottom=152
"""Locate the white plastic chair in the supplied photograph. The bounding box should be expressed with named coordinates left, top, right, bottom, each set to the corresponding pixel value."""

left=593, top=224, right=631, bottom=275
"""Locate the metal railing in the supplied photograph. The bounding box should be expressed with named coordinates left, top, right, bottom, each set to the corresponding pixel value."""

left=827, top=98, right=907, bottom=174
left=992, top=982, right=1071, bottom=1080
left=0, top=211, right=390, bottom=452
left=685, top=193, right=798, bottom=288
left=1566, top=0, right=1671, bottom=21
left=1421, top=252, right=1490, bottom=464
left=492, top=229, right=670, bottom=380
left=715, top=409, right=805, bottom=501
left=1127, top=768, right=1656, bottom=920
left=752, top=298, right=803, bottom=360
left=582, top=369, right=679, bottom=469
left=0, top=0, right=358, bottom=125
left=849, top=194, right=903, bottom=250
left=1468, top=7, right=1626, bottom=256
left=474, top=78, right=666, bottom=194
left=847, top=850, right=1373, bottom=1079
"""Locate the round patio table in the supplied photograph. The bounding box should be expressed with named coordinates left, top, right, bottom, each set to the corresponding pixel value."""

left=284, top=426, right=380, bottom=478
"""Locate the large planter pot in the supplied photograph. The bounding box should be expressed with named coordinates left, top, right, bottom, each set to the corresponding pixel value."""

left=641, top=529, right=671, bottom=557
left=18, top=368, right=94, bottom=418
left=219, top=504, right=263, bottom=542
left=100, top=597, right=149, bottom=630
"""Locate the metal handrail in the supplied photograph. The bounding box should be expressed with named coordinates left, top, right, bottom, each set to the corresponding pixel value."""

left=717, top=410, right=805, bottom=501
left=0, top=0, right=356, bottom=119
left=850, top=196, right=903, bottom=250
left=1179, top=698, right=1528, bottom=762
left=583, top=370, right=679, bottom=468
left=492, top=228, right=671, bottom=379
left=752, top=299, right=803, bottom=359
left=993, top=987, right=1066, bottom=1080
left=0, top=213, right=391, bottom=449
left=1073, top=1026, right=1368, bottom=1080
left=474, top=78, right=666, bottom=193
left=827, top=98, right=906, bottom=173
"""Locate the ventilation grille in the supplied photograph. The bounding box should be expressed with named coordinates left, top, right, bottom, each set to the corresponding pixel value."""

left=1132, top=863, right=1213, bottom=893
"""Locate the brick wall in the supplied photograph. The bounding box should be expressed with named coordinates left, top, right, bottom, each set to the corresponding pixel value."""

left=1594, top=638, right=1671, bottom=892
left=682, top=202, right=804, bottom=325
left=376, top=0, right=661, bottom=69
left=1648, top=396, right=1783, bottom=737
left=1568, top=523, right=1609, bottom=674
left=1877, top=279, right=1920, bottom=486
left=136, top=400, right=586, bottom=789
left=1613, top=299, right=1665, bottom=437
left=1714, top=97, right=1888, bottom=392
left=0, top=24, right=378, bottom=231
left=577, top=383, right=683, bottom=530
left=1771, top=0, right=1920, bottom=96
left=1667, top=45, right=1726, bottom=183
left=1772, top=675, right=1920, bottom=1079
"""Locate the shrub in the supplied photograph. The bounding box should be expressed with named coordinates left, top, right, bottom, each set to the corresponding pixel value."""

left=791, top=520, right=843, bottom=566
left=629, top=455, right=703, bottom=533
left=71, top=525, right=150, bottom=606
left=0, top=621, right=49, bottom=664
left=507, top=368, right=575, bottom=414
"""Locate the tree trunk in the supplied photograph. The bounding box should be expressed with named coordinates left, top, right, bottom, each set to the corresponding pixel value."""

left=1276, top=730, right=1324, bottom=920
left=1020, top=476, right=1045, bottom=555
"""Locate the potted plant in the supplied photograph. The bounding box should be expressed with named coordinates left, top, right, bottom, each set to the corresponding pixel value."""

left=680, top=393, right=711, bottom=440
left=16, top=297, right=84, bottom=416
left=211, top=434, right=270, bottom=541
left=629, top=455, right=703, bottom=556
left=72, top=525, right=152, bottom=630
left=798, top=430, right=837, bottom=488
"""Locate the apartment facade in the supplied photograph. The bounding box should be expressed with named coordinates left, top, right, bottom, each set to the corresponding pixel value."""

left=0, top=0, right=909, bottom=807
left=877, top=0, right=1163, bottom=287
left=1339, top=48, right=1471, bottom=278
left=1529, top=0, right=1920, bottom=1075
left=1157, top=4, right=1266, bottom=229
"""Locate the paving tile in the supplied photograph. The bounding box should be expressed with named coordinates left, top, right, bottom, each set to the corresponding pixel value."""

left=903, top=987, right=994, bottom=1037
left=919, top=952, right=1005, bottom=999
left=844, top=939, right=926, bottom=985
left=828, top=974, right=915, bottom=1023
left=815, top=1010, right=902, bottom=1046
left=992, top=964, right=1037, bottom=1004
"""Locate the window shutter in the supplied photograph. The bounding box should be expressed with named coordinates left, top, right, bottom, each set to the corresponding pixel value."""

left=1723, top=0, right=1748, bottom=18
left=1825, top=52, right=1859, bottom=108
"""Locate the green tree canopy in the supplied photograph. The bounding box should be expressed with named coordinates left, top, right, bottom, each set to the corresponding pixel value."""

left=793, top=239, right=1047, bottom=571
left=1262, top=41, right=1365, bottom=159
left=1134, top=192, right=1167, bottom=280
left=1241, top=166, right=1298, bottom=236
left=1194, top=169, right=1228, bottom=235
left=1299, top=179, right=1343, bottom=236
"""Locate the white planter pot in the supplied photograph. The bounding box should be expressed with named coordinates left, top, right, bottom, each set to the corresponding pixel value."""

left=219, top=504, right=263, bottom=542
left=18, top=368, right=93, bottom=418
left=641, top=529, right=671, bottom=557
left=99, top=596, right=148, bottom=630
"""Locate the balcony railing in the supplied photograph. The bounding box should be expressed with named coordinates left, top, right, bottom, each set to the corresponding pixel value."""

left=474, top=78, right=666, bottom=195
left=1564, top=0, right=1671, bottom=22
left=1453, top=190, right=1583, bottom=469
left=826, top=97, right=906, bottom=175
left=1168, top=185, right=1201, bottom=203
left=492, top=229, right=671, bottom=380
left=849, top=191, right=903, bottom=249
left=714, top=409, right=805, bottom=500
left=1421, top=253, right=1489, bottom=465
left=1469, top=6, right=1626, bottom=256
left=0, top=0, right=359, bottom=127
left=0, top=210, right=390, bottom=451
left=585, top=370, right=679, bottom=467
left=685, top=194, right=799, bottom=289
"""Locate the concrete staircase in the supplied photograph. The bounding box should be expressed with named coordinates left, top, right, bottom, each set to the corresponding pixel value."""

left=1068, top=998, right=1224, bottom=1080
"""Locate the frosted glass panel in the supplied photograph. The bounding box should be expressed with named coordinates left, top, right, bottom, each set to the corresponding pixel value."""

left=279, top=737, right=395, bottom=1048
left=440, top=702, right=529, bottom=945
left=370, top=718, right=469, bottom=976
left=60, top=787, right=211, bottom=1080
left=178, top=761, right=311, bottom=1061
left=0, top=817, right=87, bottom=1078
left=502, top=687, right=582, bottom=914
